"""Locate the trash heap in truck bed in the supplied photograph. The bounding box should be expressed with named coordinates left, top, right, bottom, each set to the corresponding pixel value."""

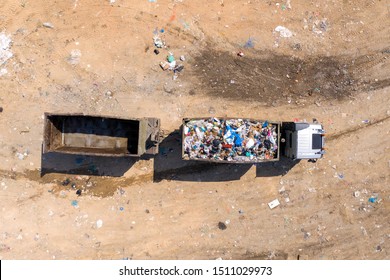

left=183, top=118, right=278, bottom=162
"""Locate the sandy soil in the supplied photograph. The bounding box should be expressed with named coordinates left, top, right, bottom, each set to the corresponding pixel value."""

left=0, top=0, right=389, bottom=260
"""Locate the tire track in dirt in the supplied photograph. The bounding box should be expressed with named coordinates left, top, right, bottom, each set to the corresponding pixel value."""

left=327, top=114, right=390, bottom=141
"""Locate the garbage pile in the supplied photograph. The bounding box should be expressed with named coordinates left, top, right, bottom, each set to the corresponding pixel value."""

left=183, top=118, right=278, bottom=162
left=152, top=29, right=185, bottom=80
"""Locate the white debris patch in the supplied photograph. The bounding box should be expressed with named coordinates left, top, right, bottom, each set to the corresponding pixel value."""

left=67, top=49, right=81, bottom=65
left=0, top=32, right=13, bottom=68
left=274, top=26, right=293, bottom=38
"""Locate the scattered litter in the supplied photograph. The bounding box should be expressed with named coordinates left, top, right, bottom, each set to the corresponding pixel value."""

left=237, top=51, right=244, bottom=57
left=62, top=178, right=71, bottom=186
left=286, top=0, right=292, bottom=9
left=275, top=26, right=293, bottom=38
left=362, top=120, right=370, bottom=124
left=179, top=19, right=190, bottom=30
left=148, top=0, right=157, bottom=2
left=337, top=173, right=344, bottom=179
left=180, top=55, right=185, bottom=61
left=243, top=37, right=255, bottom=48
left=173, top=65, right=184, bottom=73
left=76, top=189, right=82, bottom=196
left=109, top=0, right=116, bottom=4
left=0, top=32, right=13, bottom=66
left=268, top=199, right=280, bottom=209
left=15, top=152, right=25, bottom=160
left=0, top=68, right=8, bottom=76
left=354, top=191, right=360, bottom=198
left=218, top=222, right=227, bottom=230
left=67, top=49, right=81, bottom=65
left=225, top=219, right=230, bottom=225
left=376, top=245, right=382, bottom=252
left=160, top=61, right=170, bottom=71
left=167, top=53, right=175, bottom=63
left=59, top=190, right=67, bottom=198
left=368, top=197, right=377, bottom=203
left=238, top=209, right=244, bottom=214
left=42, top=22, right=54, bottom=29
left=303, top=231, right=311, bottom=240
left=119, top=207, right=124, bottom=211
left=360, top=226, right=368, bottom=236
left=96, top=219, right=103, bottom=229
left=71, top=200, right=79, bottom=208
left=183, top=118, right=278, bottom=162
left=311, top=18, right=329, bottom=35
left=153, top=35, right=165, bottom=48
left=154, top=49, right=159, bottom=55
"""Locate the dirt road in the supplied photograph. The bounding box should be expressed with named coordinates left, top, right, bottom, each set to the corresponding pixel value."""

left=0, top=0, right=389, bottom=259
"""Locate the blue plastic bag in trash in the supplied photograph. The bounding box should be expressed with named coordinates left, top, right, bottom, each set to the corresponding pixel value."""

left=234, top=134, right=242, bottom=146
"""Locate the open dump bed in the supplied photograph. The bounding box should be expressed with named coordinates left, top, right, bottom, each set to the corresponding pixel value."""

left=182, top=118, right=280, bottom=163
left=43, top=113, right=160, bottom=157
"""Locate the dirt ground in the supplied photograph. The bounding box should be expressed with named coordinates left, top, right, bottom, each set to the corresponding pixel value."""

left=0, top=0, right=389, bottom=260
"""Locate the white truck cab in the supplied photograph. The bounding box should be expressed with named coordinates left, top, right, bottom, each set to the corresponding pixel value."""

left=283, top=122, right=325, bottom=160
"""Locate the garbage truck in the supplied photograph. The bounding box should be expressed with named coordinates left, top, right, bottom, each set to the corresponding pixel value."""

left=182, top=117, right=325, bottom=163
left=43, top=113, right=160, bottom=157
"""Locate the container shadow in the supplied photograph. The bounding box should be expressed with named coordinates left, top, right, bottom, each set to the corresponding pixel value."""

left=40, top=149, right=138, bottom=177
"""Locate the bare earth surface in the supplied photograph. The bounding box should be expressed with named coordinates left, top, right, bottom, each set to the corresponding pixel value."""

left=0, top=0, right=389, bottom=260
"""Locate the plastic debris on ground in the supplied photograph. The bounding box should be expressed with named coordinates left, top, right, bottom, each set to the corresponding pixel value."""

left=67, top=49, right=81, bottom=65
left=368, top=196, right=377, bottom=203
left=42, top=22, right=54, bottom=29
left=183, top=118, right=278, bottom=162
left=153, top=35, right=165, bottom=48
left=0, top=32, right=13, bottom=75
left=96, top=219, right=103, bottom=229
left=218, top=222, right=227, bottom=230
left=268, top=199, right=280, bottom=209
left=243, top=37, right=255, bottom=48
left=274, top=26, right=293, bottom=38
left=71, top=200, right=79, bottom=208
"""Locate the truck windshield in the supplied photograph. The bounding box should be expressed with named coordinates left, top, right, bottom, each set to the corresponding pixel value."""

left=312, top=134, right=322, bottom=150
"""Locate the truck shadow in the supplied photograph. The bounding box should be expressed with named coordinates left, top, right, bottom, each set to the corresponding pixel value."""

left=40, top=150, right=137, bottom=177
left=153, top=130, right=299, bottom=182
left=255, top=157, right=301, bottom=177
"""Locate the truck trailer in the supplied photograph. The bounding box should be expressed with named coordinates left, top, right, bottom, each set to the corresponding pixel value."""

left=182, top=117, right=325, bottom=163
left=43, top=113, right=160, bottom=157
